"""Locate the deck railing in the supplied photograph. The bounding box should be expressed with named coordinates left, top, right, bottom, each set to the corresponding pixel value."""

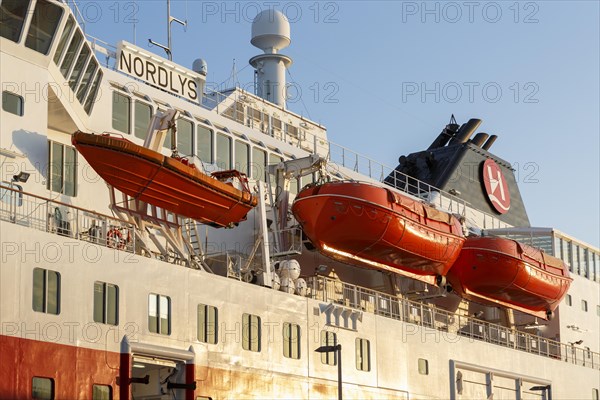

left=306, top=275, right=600, bottom=370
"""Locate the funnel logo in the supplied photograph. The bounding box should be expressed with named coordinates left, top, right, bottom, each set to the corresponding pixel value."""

left=482, top=159, right=510, bottom=214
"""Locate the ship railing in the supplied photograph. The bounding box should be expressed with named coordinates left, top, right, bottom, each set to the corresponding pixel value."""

left=306, top=275, right=600, bottom=370
left=0, top=185, right=135, bottom=253
left=270, top=227, right=303, bottom=257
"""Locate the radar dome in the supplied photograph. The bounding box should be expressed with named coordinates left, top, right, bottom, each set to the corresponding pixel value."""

left=251, top=9, right=291, bottom=52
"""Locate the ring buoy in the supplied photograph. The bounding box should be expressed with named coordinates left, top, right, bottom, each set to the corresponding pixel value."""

left=107, top=228, right=125, bottom=250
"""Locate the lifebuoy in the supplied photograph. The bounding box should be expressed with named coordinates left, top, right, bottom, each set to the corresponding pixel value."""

left=107, top=228, right=125, bottom=250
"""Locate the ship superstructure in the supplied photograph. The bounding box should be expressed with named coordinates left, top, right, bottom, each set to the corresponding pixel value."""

left=1, top=1, right=599, bottom=399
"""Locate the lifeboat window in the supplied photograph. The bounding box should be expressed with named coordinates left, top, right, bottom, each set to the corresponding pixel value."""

left=32, top=377, right=54, bottom=400
left=47, top=141, right=77, bottom=197
left=148, top=293, right=171, bottom=335
left=0, top=0, right=30, bottom=43
left=197, top=304, right=218, bottom=344
left=53, top=15, right=75, bottom=64
left=320, top=331, right=337, bottom=366
left=242, top=313, right=261, bottom=352
left=32, top=268, right=60, bottom=315
left=68, top=44, right=90, bottom=90
left=83, top=71, right=102, bottom=115
left=112, top=91, right=131, bottom=134
left=418, top=358, right=429, bottom=375
left=59, top=29, right=83, bottom=78
left=93, top=282, right=119, bottom=326
left=197, top=124, right=213, bottom=164
left=2, top=91, right=24, bottom=116
left=355, top=338, right=371, bottom=372
left=92, top=384, right=112, bottom=400
left=75, top=58, right=97, bottom=104
left=234, top=140, right=249, bottom=175
left=25, top=0, right=63, bottom=54
left=283, top=323, right=301, bottom=360
left=134, top=101, right=152, bottom=139
left=216, top=133, right=231, bottom=170
left=581, top=299, right=588, bottom=312
left=177, top=119, right=194, bottom=157
left=251, top=147, right=266, bottom=181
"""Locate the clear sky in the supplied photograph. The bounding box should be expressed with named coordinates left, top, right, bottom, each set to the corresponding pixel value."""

left=78, top=0, right=599, bottom=246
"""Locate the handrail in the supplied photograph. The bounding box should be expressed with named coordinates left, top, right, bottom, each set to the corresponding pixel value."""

left=305, top=275, right=600, bottom=370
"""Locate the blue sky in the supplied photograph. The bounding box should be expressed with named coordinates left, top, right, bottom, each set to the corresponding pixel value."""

left=79, top=1, right=599, bottom=246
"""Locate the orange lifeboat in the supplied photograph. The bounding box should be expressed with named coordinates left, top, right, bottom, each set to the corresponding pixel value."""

left=72, top=131, right=257, bottom=227
left=446, top=236, right=572, bottom=319
left=291, top=181, right=466, bottom=284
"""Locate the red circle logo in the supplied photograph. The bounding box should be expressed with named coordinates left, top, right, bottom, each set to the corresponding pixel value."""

left=482, top=159, right=510, bottom=214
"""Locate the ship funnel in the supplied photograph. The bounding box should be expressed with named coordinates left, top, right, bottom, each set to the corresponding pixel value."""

left=450, top=118, right=482, bottom=145
left=471, top=132, right=489, bottom=147
left=249, top=10, right=293, bottom=107
left=482, top=134, right=498, bottom=151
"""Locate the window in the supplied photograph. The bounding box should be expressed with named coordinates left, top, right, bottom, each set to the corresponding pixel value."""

left=2, top=91, right=23, bottom=116
left=242, top=313, right=261, bottom=352
left=92, top=385, right=112, bottom=400
left=83, top=71, right=102, bottom=115
left=47, top=141, right=77, bottom=196
left=93, top=282, right=118, bottom=325
left=269, top=153, right=283, bottom=187
left=216, top=133, right=231, bottom=170
left=582, top=300, right=588, bottom=312
left=355, top=338, right=370, bottom=372
left=25, top=0, right=63, bottom=54
left=320, top=331, right=337, bottom=366
left=75, top=59, right=98, bottom=104
left=33, top=268, right=60, bottom=315
left=597, top=305, right=600, bottom=317
left=418, top=358, right=429, bottom=375
left=0, top=182, right=23, bottom=206
left=177, top=119, right=194, bottom=157
left=53, top=16, right=75, bottom=64
left=0, top=0, right=30, bottom=42
left=234, top=141, right=249, bottom=175
left=283, top=323, right=301, bottom=359
left=68, top=44, right=90, bottom=90
left=32, top=377, right=54, bottom=400
left=197, top=304, right=218, bottom=344
left=134, top=101, right=152, bottom=139
left=112, top=92, right=131, bottom=134
left=565, top=294, right=572, bottom=306
left=197, top=125, right=213, bottom=164
left=251, top=147, right=266, bottom=181
left=593, top=388, right=599, bottom=400
left=59, top=30, right=83, bottom=78
left=300, top=173, right=313, bottom=190
left=148, top=294, right=171, bottom=335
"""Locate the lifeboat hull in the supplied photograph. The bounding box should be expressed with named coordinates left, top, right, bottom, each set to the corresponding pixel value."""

left=72, top=132, right=257, bottom=227
left=291, top=182, right=465, bottom=284
left=446, top=236, right=572, bottom=319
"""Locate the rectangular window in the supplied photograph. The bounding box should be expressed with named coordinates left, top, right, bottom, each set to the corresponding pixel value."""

left=148, top=293, right=171, bottom=335
left=320, top=331, right=337, bottom=366
left=197, top=304, right=218, bottom=344
left=92, top=385, right=112, bottom=400
left=251, top=147, right=266, bottom=181
left=25, top=0, right=63, bottom=54
left=300, top=173, right=313, bottom=190
left=597, top=305, right=600, bottom=317
left=2, top=91, right=24, bottom=116
left=47, top=141, right=77, bottom=196
left=83, top=71, right=102, bottom=115
left=269, top=153, right=283, bottom=188
left=0, top=0, right=30, bottom=42
left=216, top=133, right=231, bottom=170
left=53, top=15, right=75, bottom=64
left=418, top=358, right=429, bottom=375
left=283, top=323, right=301, bottom=359
left=197, top=125, right=213, bottom=164
left=593, top=388, right=599, bottom=400
left=177, top=119, right=194, bottom=157
left=355, top=338, right=370, bottom=372
left=75, top=58, right=98, bottom=104
left=33, top=268, right=60, bottom=315
left=112, top=92, right=131, bottom=134
left=93, top=282, right=119, bottom=325
left=59, top=30, right=83, bottom=78
left=582, top=300, right=588, bottom=312
left=32, top=377, right=54, bottom=400
left=234, top=140, right=249, bottom=175
left=565, top=294, right=572, bottom=306
left=134, top=101, right=152, bottom=139
left=242, top=313, right=261, bottom=352
left=68, top=44, right=90, bottom=90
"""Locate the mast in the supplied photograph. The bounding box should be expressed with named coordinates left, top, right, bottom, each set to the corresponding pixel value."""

left=148, top=0, right=187, bottom=61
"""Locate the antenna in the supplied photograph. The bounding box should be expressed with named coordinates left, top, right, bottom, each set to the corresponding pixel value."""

left=148, top=0, right=187, bottom=61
